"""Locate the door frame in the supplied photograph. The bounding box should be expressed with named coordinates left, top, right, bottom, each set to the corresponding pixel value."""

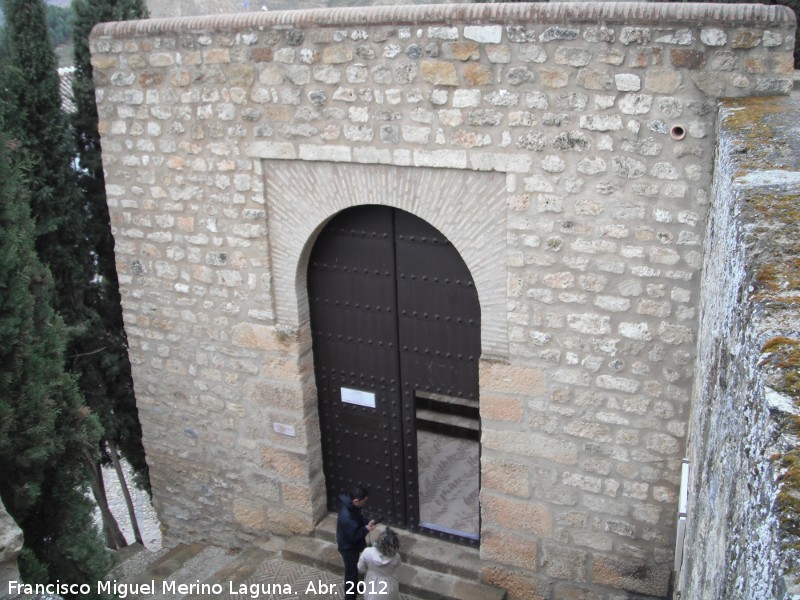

left=261, top=160, right=509, bottom=543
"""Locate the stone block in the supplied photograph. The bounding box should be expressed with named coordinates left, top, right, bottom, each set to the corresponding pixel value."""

left=690, top=71, right=727, bottom=96
left=591, top=555, right=671, bottom=597
left=487, top=45, right=512, bottom=64
left=428, top=26, right=458, bottom=40
left=443, top=41, right=480, bottom=61
left=480, top=359, right=545, bottom=395
left=658, top=322, right=693, bottom=345
left=646, top=432, right=680, bottom=455
left=540, top=27, right=579, bottom=43
left=539, top=67, right=569, bottom=88
left=260, top=447, right=311, bottom=480
left=577, top=69, right=613, bottom=91
left=701, top=28, right=727, bottom=47
left=671, top=49, right=707, bottom=70
left=541, top=155, right=566, bottom=173
left=469, top=152, right=531, bottom=173
left=553, top=583, right=606, bottom=600
left=596, top=375, right=640, bottom=394
left=266, top=506, right=315, bottom=536
left=482, top=429, right=578, bottom=465
left=644, top=69, right=682, bottom=93
left=413, top=149, right=466, bottom=169
left=281, top=481, right=316, bottom=514
left=579, top=114, right=622, bottom=131
left=482, top=566, right=549, bottom=600
left=563, top=421, right=611, bottom=443
left=246, top=141, right=296, bottom=159
left=231, top=323, right=299, bottom=353
left=250, top=47, right=272, bottom=63
left=615, top=73, right=641, bottom=91
left=618, top=93, right=653, bottom=115
left=482, top=394, right=524, bottom=422
left=322, top=45, right=352, bottom=64
left=566, top=313, right=611, bottom=335
left=480, top=529, right=537, bottom=569
left=232, top=497, right=268, bottom=530
left=732, top=31, right=762, bottom=49
left=452, top=130, right=491, bottom=148
left=482, top=458, right=530, bottom=497
left=148, top=52, right=175, bottom=67
left=555, top=48, right=592, bottom=68
left=203, top=48, right=230, bottom=64
left=90, top=54, right=118, bottom=70
left=464, top=63, right=493, bottom=86
left=594, top=295, right=630, bottom=312
left=553, top=368, right=591, bottom=387
left=421, top=60, right=458, bottom=86
left=541, top=540, right=587, bottom=582
left=464, top=25, right=503, bottom=44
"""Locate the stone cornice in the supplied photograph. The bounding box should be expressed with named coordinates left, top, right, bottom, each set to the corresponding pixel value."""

left=91, top=2, right=796, bottom=38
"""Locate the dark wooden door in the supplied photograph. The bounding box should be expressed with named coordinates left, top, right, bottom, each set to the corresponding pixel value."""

left=308, top=206, right=480, bottom=541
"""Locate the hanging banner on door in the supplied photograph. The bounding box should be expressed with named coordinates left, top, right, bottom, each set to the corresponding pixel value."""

left=341, top=387, right=376, bottom=408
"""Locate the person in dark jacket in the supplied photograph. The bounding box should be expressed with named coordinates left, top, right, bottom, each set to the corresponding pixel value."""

left=336, top=486, right=376, bottom=599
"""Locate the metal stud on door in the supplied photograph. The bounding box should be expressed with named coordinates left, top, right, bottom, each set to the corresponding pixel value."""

left=308, top=206, right=480, bottom=543
left=394, top=210, right=481, bottom=544
left=308, top=206, right=402, bottom=523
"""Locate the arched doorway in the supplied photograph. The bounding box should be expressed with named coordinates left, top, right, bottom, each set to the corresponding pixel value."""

left=308, top=205, right=481, bottom=545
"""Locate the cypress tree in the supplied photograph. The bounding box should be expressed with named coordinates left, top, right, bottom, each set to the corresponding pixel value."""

left=71, top=0, right=152, bottom=543
left=1, top=0, right=90, bottom=313
left=0, top=0, right=117, bottom=589
left=0, top=125, right=112, bottom=594
left=4, top=0, right=153, bottom=551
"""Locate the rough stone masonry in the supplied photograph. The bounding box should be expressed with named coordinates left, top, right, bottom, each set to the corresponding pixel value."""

left=90, top=3, right=795, bottom=598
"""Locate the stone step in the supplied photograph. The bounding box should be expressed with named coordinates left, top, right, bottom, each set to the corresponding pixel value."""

left=106, top=542, right=240, bottom=599
left=106, top=542, right=201, bottom=587
left=285, top=533, right=505, bottom=600
left=315, top=514, right=490, bottom=584
left=183, top=546, right=277, bottom=600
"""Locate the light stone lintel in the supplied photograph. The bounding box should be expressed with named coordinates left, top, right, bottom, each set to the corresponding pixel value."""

left=247, top=142, right=297, bottom=160
left=413, top=149, right=467, bottom=169
left=353, top=146, right=393, bottom=164
left=299, top=144, right=352, bottom=162
left=470, top=152, right=532, bottom=174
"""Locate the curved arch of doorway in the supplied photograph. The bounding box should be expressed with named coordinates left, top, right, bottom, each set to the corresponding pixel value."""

left=263, top=160, right=508, bottom=358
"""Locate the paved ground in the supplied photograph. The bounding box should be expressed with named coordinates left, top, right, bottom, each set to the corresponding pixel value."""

left=109, top=539, right=419, bottom=600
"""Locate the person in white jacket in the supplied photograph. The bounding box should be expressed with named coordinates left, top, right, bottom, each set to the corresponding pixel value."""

left=357, top=527, right=401, bottom=600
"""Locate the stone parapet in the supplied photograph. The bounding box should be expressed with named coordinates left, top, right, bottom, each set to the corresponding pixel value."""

left=102, top=2, right=796, bottom=32
left=678, top=94, right=800, bottom=599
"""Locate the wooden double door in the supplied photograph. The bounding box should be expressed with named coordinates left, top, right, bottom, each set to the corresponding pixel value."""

left=307, top=206, right=481, bottom=544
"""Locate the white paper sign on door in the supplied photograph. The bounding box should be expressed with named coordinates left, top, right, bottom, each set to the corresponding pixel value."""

left=341, top=387, right=376, bottom=408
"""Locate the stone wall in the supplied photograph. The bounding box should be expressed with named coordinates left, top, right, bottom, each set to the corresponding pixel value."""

left=90, top=3, right=795, bottom=598
left=677, top=95, right=800, bottom=599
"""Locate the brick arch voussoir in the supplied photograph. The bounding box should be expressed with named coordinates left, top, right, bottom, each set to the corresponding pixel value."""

left=265, top=160, right=508, bottom=356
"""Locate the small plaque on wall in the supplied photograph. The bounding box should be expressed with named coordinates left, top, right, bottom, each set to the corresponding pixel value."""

left=273, top=422, right=296, bottom=437
left=341, top=387, right=376, bottom=408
